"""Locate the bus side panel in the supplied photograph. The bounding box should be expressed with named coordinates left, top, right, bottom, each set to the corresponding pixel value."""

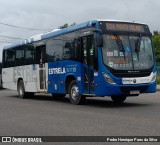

left=21, top=65, right=38, bottom=92
left=47, top=61, right=83, bottom=94
left=3, top=65, right=38, bottom=92
left=2, top=67, right=17, bottom=90
left=48, top=62, right=61, bottom=94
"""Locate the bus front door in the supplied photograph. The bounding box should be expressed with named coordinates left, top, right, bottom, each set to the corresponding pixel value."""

left=36, top=45, right=46, bottom=92
left=82, top=36, right=95, bottom=95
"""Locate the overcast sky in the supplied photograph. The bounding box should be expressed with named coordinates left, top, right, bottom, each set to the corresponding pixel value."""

left=0, top=0, right=160, bottom=62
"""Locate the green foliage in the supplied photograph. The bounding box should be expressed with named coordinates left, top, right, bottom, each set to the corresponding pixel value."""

left=153, top=32, right=160, bottom=63
left=59, top=23, right=69, bottom=29
left=157, top=76, right=160, bottom=84
left=59, top=22, right=76, bottom=29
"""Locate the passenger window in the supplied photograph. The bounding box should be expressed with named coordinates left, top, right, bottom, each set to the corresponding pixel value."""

left=5, top=50, right=15, bottom=68
left=25, top=45, right=35, bottom=65
left=63, top=33, right=81, bottom=61
left=15, top=49, right=25, bottom=66
left=46, top=37, right=63, bottom=62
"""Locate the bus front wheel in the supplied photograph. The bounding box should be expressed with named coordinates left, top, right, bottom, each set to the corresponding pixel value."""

left=111, top=95, right=127, bottom=104
left=69, top=80, right=86, bottom=105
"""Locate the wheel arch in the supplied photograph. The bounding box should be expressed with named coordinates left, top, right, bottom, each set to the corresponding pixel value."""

left=65, top=75, right=76, bottom=94
left=17, top=77, right=24, bottom=90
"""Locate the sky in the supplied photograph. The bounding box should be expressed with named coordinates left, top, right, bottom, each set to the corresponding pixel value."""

left=0, top=0, right=160, bottom=62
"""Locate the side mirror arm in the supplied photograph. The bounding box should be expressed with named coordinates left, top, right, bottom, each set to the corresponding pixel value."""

left=93, top=29, right=103, bottom=47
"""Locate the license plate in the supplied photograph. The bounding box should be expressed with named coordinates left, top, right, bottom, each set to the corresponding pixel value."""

left=130, top=90, right=140, bottom=95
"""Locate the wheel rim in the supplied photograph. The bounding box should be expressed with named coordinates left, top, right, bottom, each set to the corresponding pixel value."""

left=71, top=85, right=79, bottom=101
left=19, top=86, right=24, bottom=97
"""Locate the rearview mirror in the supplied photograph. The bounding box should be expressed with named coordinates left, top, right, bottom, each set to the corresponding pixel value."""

left=95, top=36, right=103, bottom=47
left=93, top=29, right=103, bottom=47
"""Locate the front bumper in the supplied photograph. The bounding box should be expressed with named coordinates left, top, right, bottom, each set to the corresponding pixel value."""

left=96, top=81, right=157, bottom=96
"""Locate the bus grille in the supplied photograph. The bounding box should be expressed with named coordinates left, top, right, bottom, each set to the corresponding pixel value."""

left=113, top=72, right=151, bottom=78
left=119, top=86, right=149, bottom=94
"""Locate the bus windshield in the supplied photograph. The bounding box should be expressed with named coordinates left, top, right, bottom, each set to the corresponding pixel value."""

left=102, top=34, right=154, bottom=70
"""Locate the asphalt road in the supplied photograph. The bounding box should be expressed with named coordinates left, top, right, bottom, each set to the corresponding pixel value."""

left=0, top=89, right=160, bottom=145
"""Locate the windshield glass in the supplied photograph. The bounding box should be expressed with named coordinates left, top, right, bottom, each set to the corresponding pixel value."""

left=102, top=34, right=154, bottom=70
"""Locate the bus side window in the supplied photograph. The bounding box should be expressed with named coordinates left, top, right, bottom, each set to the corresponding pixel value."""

left=25, top=45, right=35, bottom=65
left=88, top=36, right=94, bottom=68
left=5, top=50, right=15, bottom=68
left=82, top=35, right=98, bottom=70
left=93, top=37, right=98, bottom=71
left=3, top=51, right=7, bottom=68
left=82, top=37, right=87, bottom=65
left=63, top=32, right=81, bottom=62
left=15, top=48, right=25, bottom=66
left=46, top=37, right=63, bottom=62
left=74, top=38, right=81, bottom=62
left=63, top=39, right=81, bottom=61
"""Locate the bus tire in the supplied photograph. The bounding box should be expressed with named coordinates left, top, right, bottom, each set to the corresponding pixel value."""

left=69, top=80, right=86, bottom=105
left=111, top=95, right=126, bottom=104
left=18, top=80, right=27, bottom=99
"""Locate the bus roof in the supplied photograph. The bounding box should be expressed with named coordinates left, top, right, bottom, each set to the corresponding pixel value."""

left=3, top=19, right=147, bottom=50
left=97, top=19, right=146, bottom=25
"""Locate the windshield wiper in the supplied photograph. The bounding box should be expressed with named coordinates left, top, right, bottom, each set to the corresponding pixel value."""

left=114, top=34, right=126, bottom=59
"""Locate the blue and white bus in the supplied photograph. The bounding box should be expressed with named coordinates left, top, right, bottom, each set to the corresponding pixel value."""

left=2, top=20, right=157, bottom=104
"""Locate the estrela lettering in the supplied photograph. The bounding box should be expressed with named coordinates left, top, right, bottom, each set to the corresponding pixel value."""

left=49, top=67, right=66, bottom=75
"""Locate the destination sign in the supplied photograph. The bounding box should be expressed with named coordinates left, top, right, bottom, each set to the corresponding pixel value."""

left=106, top=23, right=145, bottom=32
left=99, top=22, right=149, bottom=33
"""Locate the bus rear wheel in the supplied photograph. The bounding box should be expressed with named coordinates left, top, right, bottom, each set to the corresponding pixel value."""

left=111, top=95, right=127, bottom=104
left=18, top=80, right=26, bottom=99
left=69, top=80, right=86, bottom=105
left=18, top=80, right=34, bottom=99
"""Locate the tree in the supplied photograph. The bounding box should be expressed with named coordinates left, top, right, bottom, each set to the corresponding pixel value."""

left=153, top=31, right=160, bottom=64
left=59, top=22, right=76, bottom=29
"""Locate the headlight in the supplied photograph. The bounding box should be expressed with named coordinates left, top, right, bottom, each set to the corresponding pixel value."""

left=102, top=72, right=116, bottom=84
left=151, top=71, right=157, bottom=83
